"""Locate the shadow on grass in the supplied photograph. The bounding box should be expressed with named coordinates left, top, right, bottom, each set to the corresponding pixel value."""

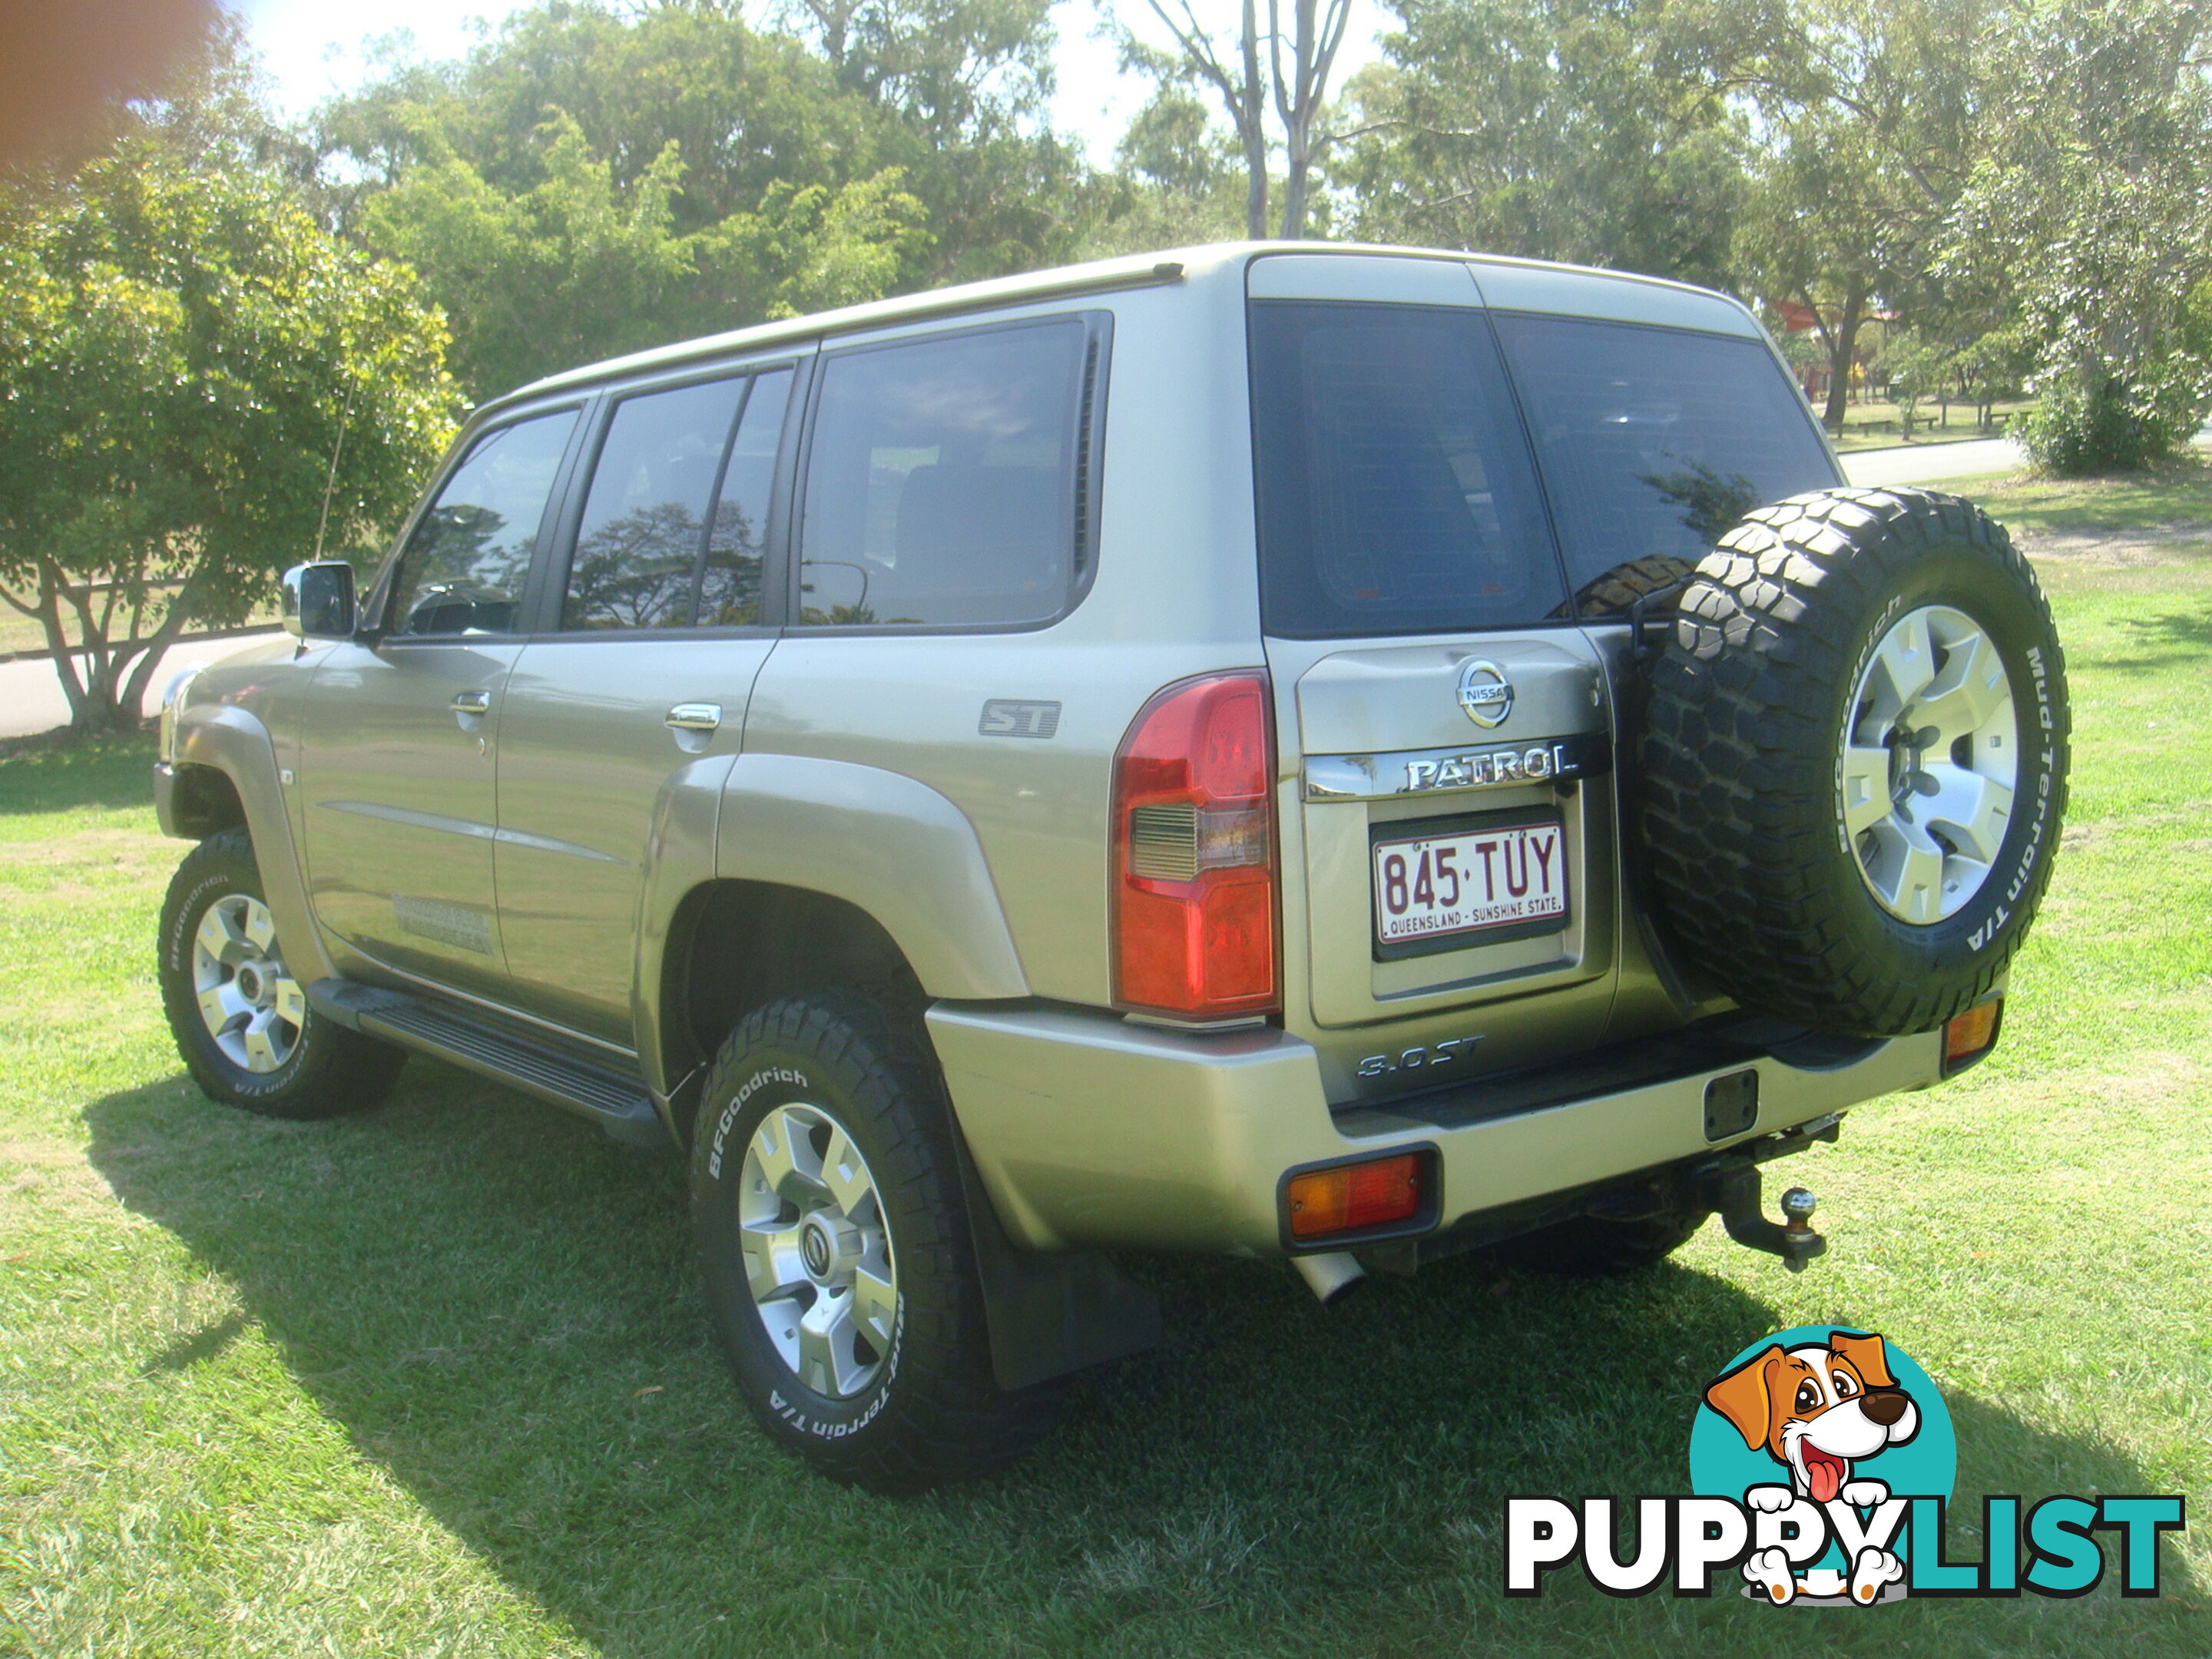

left=85, top=1068, right=2208, bottom=1659
left=0, top=727, right=158, bottom=815
left=2101, top=599, right=2212, bottom=670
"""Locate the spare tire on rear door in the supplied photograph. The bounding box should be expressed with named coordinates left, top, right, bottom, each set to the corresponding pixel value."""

left=1637, top=487, right=2069, bottom=1038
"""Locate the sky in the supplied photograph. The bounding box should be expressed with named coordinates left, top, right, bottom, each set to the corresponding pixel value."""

left=233, top=0, right=1388, bottom=169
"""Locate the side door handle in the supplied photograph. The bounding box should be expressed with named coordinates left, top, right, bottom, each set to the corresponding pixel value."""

left=666, top=703, right=722, bottom=732
left=450, top=690, right=492, bottom=716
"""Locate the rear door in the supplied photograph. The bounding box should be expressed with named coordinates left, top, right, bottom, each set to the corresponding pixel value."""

left=1249, top=254, right=1842, bottom=1106
left=1247, top=257, right=1618, bottom=1106
left=492, top=358, right=802, bottom=1043
left=1472, top=266, right=1845, bottom=1038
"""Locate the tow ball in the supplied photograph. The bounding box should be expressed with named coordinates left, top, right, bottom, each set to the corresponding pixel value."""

left=1707, top=1163, right=1826, bottom=1273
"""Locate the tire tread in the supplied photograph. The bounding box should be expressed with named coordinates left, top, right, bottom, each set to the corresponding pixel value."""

left=1637, top=487, right=2068, bottom=1036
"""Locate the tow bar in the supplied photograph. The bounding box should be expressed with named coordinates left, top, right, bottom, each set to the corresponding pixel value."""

left=1707, top=1162, right=1826, bottom=1273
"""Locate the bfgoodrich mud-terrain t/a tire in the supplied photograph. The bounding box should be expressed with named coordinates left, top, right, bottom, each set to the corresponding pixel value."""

left=690, top=993, right=1061, bottom=1492
left=1640, top=488, right=2069, bottom=1038
left=157, top=827, right=406, bottom=1118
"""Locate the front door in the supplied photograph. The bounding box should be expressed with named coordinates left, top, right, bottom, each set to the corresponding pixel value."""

left=495, top=364, right=797, bottom=1041
left=297, top=403, right=582, bottom=999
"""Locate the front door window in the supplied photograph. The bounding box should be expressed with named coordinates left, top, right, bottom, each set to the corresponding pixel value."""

left=388, top=408, right=578, bottom=637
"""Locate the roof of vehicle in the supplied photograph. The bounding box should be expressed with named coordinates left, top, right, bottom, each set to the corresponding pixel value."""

left=487, top=240, right=1765, bottom=417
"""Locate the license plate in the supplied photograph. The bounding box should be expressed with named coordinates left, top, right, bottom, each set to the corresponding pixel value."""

left=1372, top=820, right=1568, bottom=945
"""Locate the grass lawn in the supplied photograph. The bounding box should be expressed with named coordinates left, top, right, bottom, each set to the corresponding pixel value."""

left=1826, top=396, right=2035, bottom=453
left=4, top=471, right=2210, bottom=1656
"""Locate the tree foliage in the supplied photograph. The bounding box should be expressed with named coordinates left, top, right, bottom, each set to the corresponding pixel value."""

left=1113, top=0, right=1358, bottom=239
left=0, top=45, right=456, bottom=733
left=1074, top=85, right=1246, bottom=257
left=319, top=0, right=1085, bottom=399
left=1343, top=0, right=1771, bottom=286
left=1730, top=0, right=1998, bottom=429
left=1949, top=0, right=2212, bottom=472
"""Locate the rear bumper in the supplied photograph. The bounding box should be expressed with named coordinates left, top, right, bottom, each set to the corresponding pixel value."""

left=926, top=1004, right=1945, bottom=1257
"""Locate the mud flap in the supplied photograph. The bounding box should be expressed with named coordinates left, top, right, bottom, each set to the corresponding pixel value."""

left=950, top=1126, right=1163, bottom=1392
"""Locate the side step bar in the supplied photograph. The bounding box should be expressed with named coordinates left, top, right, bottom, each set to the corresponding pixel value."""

left=306, top=979, right=670, bottom=1149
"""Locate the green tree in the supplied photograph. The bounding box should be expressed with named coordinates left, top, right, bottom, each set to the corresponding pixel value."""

left=0, top=87, right=456, bottom=732
left=1730, top=0, right=1998, bottom=432
left=1115, top=0, right=1359, bottom=238
left=1076, top=84, right=1246, bottom=257
left=319, top=0, right=1086, bottom=396
left=1343, top=0, right=1767, bottom=286
left=1953, top=327, right=2032, bottom=429
left=1873, top=327, right=1949, bottom=437
left=1948, top=0, right=2212, bottom=472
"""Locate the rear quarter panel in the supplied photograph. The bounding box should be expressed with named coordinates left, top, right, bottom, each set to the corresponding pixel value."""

left=740, top=268, right=1265, bottom=1007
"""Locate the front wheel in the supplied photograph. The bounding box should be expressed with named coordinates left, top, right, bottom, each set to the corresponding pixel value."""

left=157, top=826, right=406, bottom=1118
left=690, top=993, right=1061, bottom=1491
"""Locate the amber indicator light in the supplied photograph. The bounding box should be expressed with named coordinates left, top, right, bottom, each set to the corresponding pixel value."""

left=1286, top=1153, right=1422, bottom=1240
left=1943, top=998, right=2002, bottom=1070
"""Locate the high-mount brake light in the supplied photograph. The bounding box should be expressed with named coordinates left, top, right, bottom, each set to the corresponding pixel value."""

left=1111, top=671, right=1280, bottom=1018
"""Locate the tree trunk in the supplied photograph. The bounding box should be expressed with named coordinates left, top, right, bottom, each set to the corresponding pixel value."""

left=1277, top=0, right=1313, bottom=238
left=1820, top=278, right=1867, bottom=435
left=117, top=591, right=197, bottom=726
left=22, top=566, right=93, bottom=731
left=11, top=555, right=190, bottom=735
left=1240, top=0, right=1268, bottom=239
left=1271, top=0, right=1349, bottom=240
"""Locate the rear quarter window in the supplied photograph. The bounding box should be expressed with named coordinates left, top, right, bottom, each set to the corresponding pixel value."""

left=796, top=318, right=1092, bottom=629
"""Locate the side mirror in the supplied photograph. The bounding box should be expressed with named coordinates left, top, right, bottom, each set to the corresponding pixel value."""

left=281, top=561, right=356, bottom=641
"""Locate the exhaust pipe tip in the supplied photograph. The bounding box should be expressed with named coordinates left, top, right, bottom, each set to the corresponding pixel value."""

left=1292, top=1250, right=1368, bottom=1303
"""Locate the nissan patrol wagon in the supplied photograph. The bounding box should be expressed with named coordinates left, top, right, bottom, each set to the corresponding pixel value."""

left=154, top=243, right=2069, bottom=1489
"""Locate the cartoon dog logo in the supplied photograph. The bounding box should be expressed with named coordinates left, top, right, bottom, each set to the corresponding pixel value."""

left=1703, top=1330, right=1920, bottom=1604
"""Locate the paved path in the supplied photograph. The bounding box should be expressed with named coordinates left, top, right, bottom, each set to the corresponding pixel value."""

left=1840, top=424, right=2212, bottom=488
left=1841, top=436, right=2028, bottom=488
left=0, top=631, right=286, bottom=740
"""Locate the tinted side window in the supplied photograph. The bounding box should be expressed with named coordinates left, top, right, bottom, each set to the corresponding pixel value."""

left=1490, top=313, right=1838, bottom=613
left=564, top=376, right=748, bottom=631
left=698, top=369, right=791, bottom=627
left=390, top=409, right=578, bottom=637
left=1248, top=302, right=1563, bottom=638
left=798, top=321, right=1085, bottom=628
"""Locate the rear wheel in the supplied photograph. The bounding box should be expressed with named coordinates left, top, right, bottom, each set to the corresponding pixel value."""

left=157, top=827, right=406, bottom=1118
left=690, top=992, right=1061, bottom=1491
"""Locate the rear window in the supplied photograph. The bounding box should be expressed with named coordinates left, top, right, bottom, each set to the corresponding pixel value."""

left=1249, top=302, right=1562, bottom=638
left=1490, top=313, right=1838, bottom=611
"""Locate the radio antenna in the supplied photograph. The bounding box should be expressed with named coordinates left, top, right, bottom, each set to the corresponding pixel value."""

left=312, top=379, right=356, bottom=564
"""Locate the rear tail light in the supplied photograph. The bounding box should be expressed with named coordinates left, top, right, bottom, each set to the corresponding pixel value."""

left=1111, top=671, right=1279, bottom=1019
left=1942, top=998, right=2002, bottom=1074
left=1286, top=1153, right=1424, bottom=1240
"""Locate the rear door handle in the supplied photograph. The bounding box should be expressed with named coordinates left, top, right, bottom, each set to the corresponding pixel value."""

left=666, top=703, right=722, bottom=732
left=450, top=690, right=492, bottom=716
